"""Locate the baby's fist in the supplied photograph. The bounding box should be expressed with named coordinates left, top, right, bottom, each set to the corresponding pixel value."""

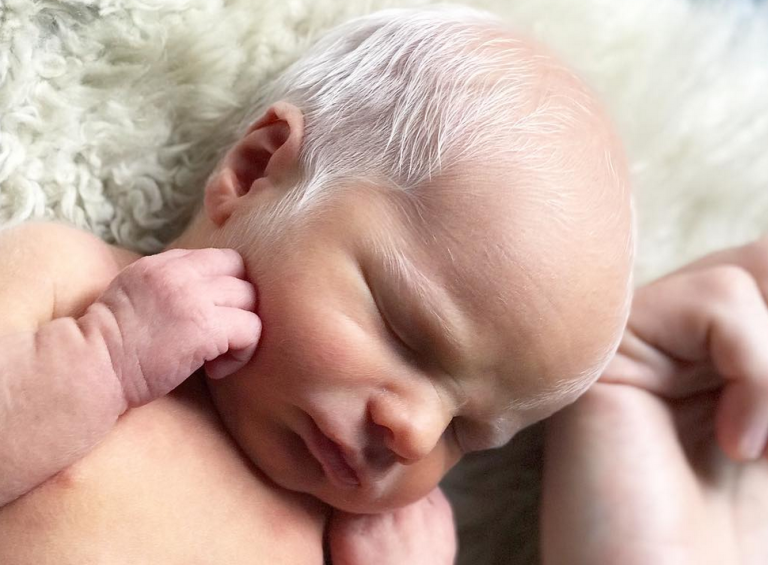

left=327, top=488, right=457, bottom=565
left=83, top=248, right=260, bottom=408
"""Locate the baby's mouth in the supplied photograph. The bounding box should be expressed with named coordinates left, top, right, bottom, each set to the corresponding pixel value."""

left=304, top=417, right=361, bottom=489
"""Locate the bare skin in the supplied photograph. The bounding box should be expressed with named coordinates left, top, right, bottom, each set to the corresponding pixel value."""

left=185, top=98, right=633, bottom=517
left=542, top=239, right=768, bottom=565
left=0, top=216, right=461, bottom=565
left=0, top=25, right=633, bottom=563
left=0, top=223, right=327, bottom=564
left=0, top=110, right=628, bottom=563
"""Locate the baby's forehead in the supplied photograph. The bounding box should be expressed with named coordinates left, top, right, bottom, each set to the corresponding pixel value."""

left=337, top=169, right=626, bottom=431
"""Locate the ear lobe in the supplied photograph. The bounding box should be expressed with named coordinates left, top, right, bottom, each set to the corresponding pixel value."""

left=203, top=102, right=304, bottom=226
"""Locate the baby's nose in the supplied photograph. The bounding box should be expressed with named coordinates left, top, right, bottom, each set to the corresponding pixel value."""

left=369, top=392, right=451, bottom=464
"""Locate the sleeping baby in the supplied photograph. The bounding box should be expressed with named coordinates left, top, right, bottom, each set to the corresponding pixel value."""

left=0, top=6, right=635, bottom=563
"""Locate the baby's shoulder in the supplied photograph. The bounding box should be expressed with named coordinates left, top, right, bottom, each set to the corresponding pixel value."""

left=0, top=221, right=141, bottom=332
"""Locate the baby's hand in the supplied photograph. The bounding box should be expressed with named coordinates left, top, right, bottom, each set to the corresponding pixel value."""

left=326, top=488, right=457, bottom=565
left=603, top=238, right=768, bottom=462
left=82, top=248, right=260, bottom=408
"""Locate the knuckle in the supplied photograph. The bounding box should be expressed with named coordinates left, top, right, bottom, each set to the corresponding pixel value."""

left=132, top=257, right=169, bottom=284
left=197, top=246, right=241, bottom=263
left=741, top=237, right=768, bottom=286
left=219, top=247, right=242, bottom=260
left=750, top=235, right=768, bottom=256
left=697, top=265, right=759, bottom=307
left=129, top=255, right=155, bottom=278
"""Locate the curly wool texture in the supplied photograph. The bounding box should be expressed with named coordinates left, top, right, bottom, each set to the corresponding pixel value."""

left=2, top=0, right=768, bottom=564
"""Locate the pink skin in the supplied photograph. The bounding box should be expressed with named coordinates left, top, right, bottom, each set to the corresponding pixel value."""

left=327, top=488, right=457, bottom=565
left=599, top=239, right=768, bottom=462
left=0, top=19, right=658, bottom=561
left=91, top=247, right=261, bottom=408
left=164, top=90, right=632, bottom=558
left=173, top=101, right=633, bottom=518
left=157, top=33, right=634, bottom=557
left=92, top=240, right=455, bottom=563
left=542, top=239, right=768, bottom=564
left=0, top=241, right=261, bottom=508
left=2, top=24, right=635, bottom=563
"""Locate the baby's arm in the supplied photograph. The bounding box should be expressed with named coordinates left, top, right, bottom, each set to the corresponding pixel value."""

left=0, top=311, right=129, bottom=505
left=0, top=229, right=260, bottom=507
left=602, top=237, right=768, bottom=461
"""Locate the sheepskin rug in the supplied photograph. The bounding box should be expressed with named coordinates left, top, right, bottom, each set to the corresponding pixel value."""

left=2, top=0, right=768, bottom=563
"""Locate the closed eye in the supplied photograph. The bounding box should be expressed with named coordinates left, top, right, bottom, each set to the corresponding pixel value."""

left=364, top=272, right=420, bottom=363
left=376, top=300, right=404, bottom=344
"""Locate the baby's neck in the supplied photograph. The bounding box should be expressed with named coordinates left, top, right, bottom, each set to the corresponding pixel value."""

left=164, top=371, right=244, bottom=442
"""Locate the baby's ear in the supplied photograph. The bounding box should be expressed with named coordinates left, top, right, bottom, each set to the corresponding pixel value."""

left=204, top=102, right=304, bottom=226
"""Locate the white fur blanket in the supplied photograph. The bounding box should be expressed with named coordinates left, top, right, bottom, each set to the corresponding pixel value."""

left=2, top=0, right=768, bottom=563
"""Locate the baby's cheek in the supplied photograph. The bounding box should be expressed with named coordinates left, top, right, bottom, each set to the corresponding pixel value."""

left=295, top=317, right=377, bottom=383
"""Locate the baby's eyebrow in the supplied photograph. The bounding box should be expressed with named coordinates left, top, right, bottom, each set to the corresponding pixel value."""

left=375, top=244, right=465, bottom=369
left=380, top=245, right=463, bottom=345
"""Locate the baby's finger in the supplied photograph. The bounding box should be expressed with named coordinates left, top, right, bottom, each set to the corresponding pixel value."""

left=208, top=276, right=258, bottom=311
left=183, top=248, right=247, bottom=278
left=704, top=270, right=768, bottom=461
left=205, top=308, right=262, bottom=379
left=205, top=348, right=257, bottom=380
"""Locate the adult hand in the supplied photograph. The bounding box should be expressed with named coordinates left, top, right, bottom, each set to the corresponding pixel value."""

left=541, top=239, right=768, bottom=565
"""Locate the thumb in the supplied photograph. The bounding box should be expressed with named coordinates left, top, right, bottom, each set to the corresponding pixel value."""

left=716, top=380, right=768, bottom=461
left=710, top=307, right=768, bottom=461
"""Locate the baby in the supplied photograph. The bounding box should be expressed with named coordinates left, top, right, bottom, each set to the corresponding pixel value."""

left=0, top=6, right=636, bottom=563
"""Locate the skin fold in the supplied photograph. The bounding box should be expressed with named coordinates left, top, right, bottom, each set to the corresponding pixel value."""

left=542, top=239, right=768, bottom=565
left=0, top=22, right=638, bottom=564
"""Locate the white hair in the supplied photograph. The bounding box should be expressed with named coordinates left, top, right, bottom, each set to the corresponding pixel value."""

left=227, top=5, right=636, bottom=402
left=232, top=5, right=612, bottom=224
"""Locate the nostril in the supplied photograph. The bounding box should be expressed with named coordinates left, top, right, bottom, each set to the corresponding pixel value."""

left=383, top=426, right=424, bottom=463
left=381, top=431, right=416, bottom=465
left=366, top=411, right=411, bottom=466
left=367, top=394, right=433, bottom=463
left=362, top=442, right=398, bottom=471
left=362, top=420, right=398, bottom=470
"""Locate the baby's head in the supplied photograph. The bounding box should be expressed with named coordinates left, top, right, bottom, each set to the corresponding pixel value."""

left=177, top=7, right=634, bottom=513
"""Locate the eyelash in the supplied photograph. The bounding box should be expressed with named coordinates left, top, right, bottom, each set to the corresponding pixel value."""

left=362, top=267, right=421, bottom=364
left=377, top=306, right=419, bottom=363
left=369, top=291, right=468, bottom=450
